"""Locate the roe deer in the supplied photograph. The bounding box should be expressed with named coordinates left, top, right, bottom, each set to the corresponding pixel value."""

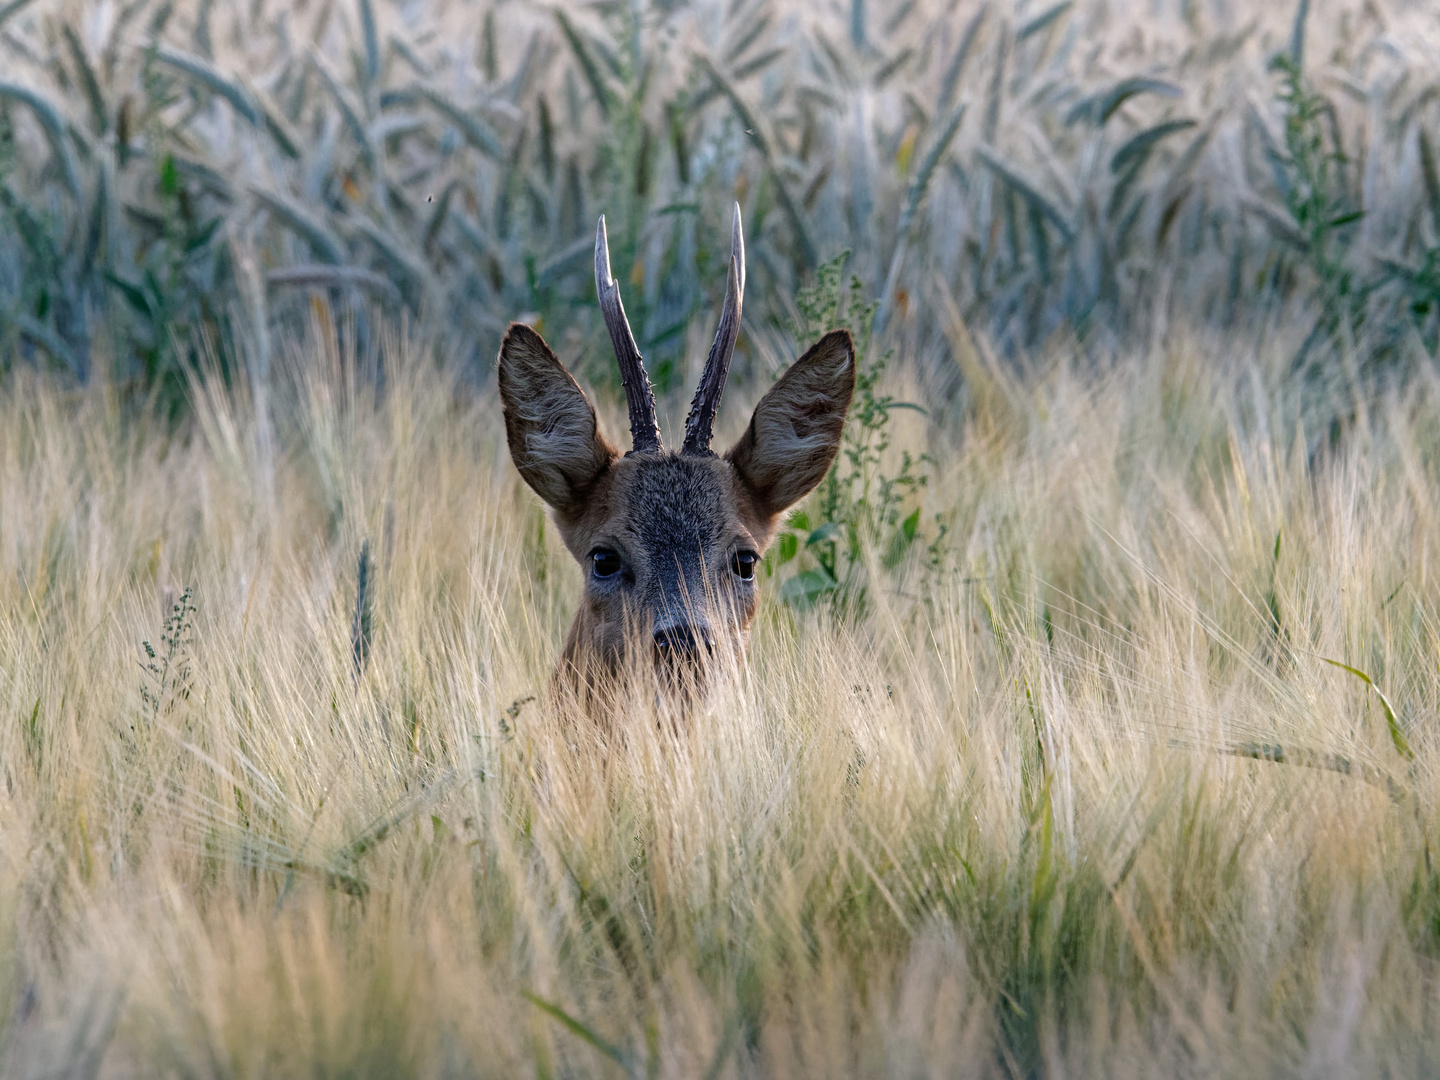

left=498, top=205, right=854, bottom=688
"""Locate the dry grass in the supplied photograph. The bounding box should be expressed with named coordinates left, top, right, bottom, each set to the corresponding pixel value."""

left=0, top=315, right=1438, bottom=1076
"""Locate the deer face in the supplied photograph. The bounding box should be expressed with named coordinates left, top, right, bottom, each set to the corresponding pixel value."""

left=498, top=206, right=854, bottom=681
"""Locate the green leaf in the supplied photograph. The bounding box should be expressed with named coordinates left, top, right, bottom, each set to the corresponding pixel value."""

left=160, top=154, right=179, bottom=197
left=1289, top=0, right=1310, bottom=68
left=885, top=401, right=928, bottom=415
left=358, top=0, right=380, bottom=88
left=781, top=568, right=838, bottom=608
left=523, top=993, right=635, bottom=1076
left=0, top=0, right=44, bottom=30
left=1419, top=128, right=1440, bottom=236
left=105, top=272, right=152, bottom=318
left=251, top=188, right=346, bottom=264
left=895, top=101, right=966, bottom=238
left=153, top=45, right=262, bottom=126
left=776, top=532, right=798, bottom=564
left=0, top=81, right=83, bottom=200
left=1099, top=77, right=1181, bottom=123
left=62, top=22, right=107, bottom=136
left=901, top=506, right=921, bottom=541
left=1067, top=77, right=1181, bottom=127
left=1017, top=1, right=1071, bottom=42
left=1109, top=118, right=1197, bottom=174
left=883, top=507, right=922, bottom=568
left=556, top=11, right=612, bottom=121
left=807, top=521, right=842, bottom=546
left=786, top=510, right=811, bottom=531
left=975, top=146, right=1074, bottom=243
left=184, top=217, right=222, bottom=255
left=403, top=84, right=506, bottom=160
left=1318, top=657, right=1413, bottom=762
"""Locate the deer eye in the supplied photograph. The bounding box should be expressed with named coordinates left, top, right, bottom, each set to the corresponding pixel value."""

left=591, top=550, right=622, bottom=579
left=730, top=550, right=757, bottom=581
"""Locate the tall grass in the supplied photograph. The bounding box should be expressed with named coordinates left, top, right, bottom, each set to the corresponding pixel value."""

left=6, top=0, right=1440, bottom=1074
left=3, top=0, right=1440, bottom=410
left=1, top=312, right=1440, bottom=1074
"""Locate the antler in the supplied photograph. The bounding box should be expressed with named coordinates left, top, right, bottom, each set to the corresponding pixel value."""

left=682, top=203, right=746, bottom=456
left=595, top=215, right=663, bottom=454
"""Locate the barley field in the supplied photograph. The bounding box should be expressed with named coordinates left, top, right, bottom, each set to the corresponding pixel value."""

left=4, top=0, right=1440, bottom=1076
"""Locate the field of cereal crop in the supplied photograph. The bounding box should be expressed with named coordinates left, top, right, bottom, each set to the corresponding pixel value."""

left=3, top=0, right=1440, bottom=1075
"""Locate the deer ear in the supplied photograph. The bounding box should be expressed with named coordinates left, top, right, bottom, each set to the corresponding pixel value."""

left=726, top=329, right=855, bottom=520
left=498, top=323, right=618, bottom=515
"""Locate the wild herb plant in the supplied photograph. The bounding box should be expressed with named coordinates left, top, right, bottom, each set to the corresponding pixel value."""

left=772, top=252, right=932, bottom=609
left=351, top=540, right=373, bottom=679
left=104, top=151, right=230, bottom=418
left=138, top=585, right=197, bottom=731
left=1266, top=50, right=1364, bottom=361
left=1381, top=130, right=1440, bottom=355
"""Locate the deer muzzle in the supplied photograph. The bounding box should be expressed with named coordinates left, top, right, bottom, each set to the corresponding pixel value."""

left=652, top=622, right=714, bottom=664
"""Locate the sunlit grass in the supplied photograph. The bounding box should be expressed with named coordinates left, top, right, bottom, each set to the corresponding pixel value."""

left=1, top=316, right=1438, bottom=1075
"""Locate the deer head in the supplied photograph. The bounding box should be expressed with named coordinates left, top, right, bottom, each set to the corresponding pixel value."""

left=498, top=205, right=854, bottom=685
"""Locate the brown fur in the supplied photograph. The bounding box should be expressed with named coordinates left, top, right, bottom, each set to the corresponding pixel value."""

left=496, top=325, right=617, bottom=516
left=498, top=323, right=855, bottom=686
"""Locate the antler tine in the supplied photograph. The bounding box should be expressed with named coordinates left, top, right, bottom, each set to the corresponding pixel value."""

left=682, top=203, right=746, bottom=456
left=595, top=215, right=663, bottom=454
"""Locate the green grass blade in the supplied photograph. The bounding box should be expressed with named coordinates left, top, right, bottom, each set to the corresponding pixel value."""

left=1101, top=77, right=1181, bottom=124
left=0, top=0, right=41, bottom=29
left=699, top=1019, right=738, bottom=1080
left=1017, top=1, right=1071, bottom=42
left=0, top=82, right=83, bottom=200
left=698, top=57, right=816, bottom=264
left=524, top=993, right=636, bottom=1077
left=1289, top=0, right=1309, bottom=68
left=556, top=10, right=612, bottom=121
left=1110, top=119, right=1197, bottom=175
left=309, top=50, right=374, bottom=165
left=1161, top=121, right=1214, bottom=202
left=877, top=102, right=967, bottom=330
left=401, top=83, right=506, bottom=160
left=358, top=0, right=380, bottom=89
left=732, top=46, right=785, bottom=81
left=976, top=146, right=1073, bottom=242
left=982, top=27, right=1008, bottom=143
left=1318, top=657, right=1413, bottom=762
left=153, top=45, right=262, bottom=126
left=724, top=11, right=772, bottom=65
left=255, top=89, right=303, bottom=159
left=266, top=265, right=401, bottom=303
left=1419, top=127, right=1440, bottom=237
left=17, top=315, right=82, bottom=374
left=251, top=188, right=346, bottom=264
left=350, top=215, right=433, bottom=293
left=936, top=4, right=988, bottom=114
left=62, top=23, right=108, bottom=136
left=901, top=103, right=966, bottom=233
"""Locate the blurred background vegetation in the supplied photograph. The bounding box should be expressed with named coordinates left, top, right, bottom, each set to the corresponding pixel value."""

left=0, top=0, right=1438, bottom=419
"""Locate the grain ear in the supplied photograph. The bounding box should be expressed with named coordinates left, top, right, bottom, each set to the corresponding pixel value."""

left=726, top=329, right=855, bottom=519
left=498, top=323, right=617, bottom=515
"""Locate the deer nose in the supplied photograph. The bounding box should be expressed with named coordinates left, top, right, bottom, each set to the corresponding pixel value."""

left=653, top=625, right=712, bottom=658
